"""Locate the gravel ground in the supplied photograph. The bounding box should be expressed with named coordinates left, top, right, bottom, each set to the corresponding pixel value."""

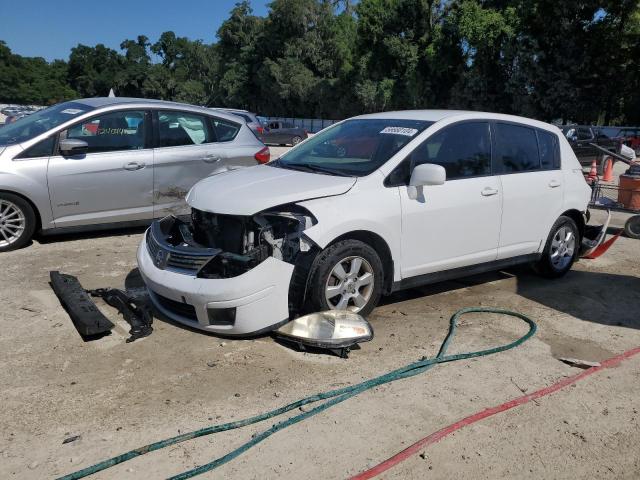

left=1, top=170, right=639, bottom=479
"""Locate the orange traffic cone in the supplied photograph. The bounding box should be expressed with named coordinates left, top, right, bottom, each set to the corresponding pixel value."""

left=586, top=159, right=598, bottom=184
left=602, top=156, right=614, bottom=182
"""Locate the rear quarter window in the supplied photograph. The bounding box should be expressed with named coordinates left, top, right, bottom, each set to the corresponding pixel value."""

left=210, top=117, right=240, bottom=142
left=537, top=130, right=560, bottom=170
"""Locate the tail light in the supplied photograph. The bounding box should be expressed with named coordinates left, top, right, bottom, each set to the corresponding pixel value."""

left=255, top=146, right=270, bottom=164
left=257, top=126, right=264, bottom=135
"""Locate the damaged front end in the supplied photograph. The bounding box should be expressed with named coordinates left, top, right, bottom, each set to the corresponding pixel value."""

left=146, top=205, right=317, bottom=280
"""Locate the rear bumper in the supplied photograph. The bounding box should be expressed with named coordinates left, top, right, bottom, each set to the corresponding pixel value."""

left=137, top=235, right=294, bottom=336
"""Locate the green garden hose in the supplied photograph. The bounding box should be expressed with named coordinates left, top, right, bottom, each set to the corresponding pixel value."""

left=57, top=307, right=537, bottom=480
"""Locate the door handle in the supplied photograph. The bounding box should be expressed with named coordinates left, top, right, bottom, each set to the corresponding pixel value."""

left=548, top=180, right=561, bottom=188
left=123, top=161, right=145, bottom=171
left=202, top=155, right=221, bottom=164
left=481, top=187, right=499, bottom=196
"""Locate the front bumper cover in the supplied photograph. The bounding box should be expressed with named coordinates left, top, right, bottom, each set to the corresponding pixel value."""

left=137, top=235, right=294, bottom=336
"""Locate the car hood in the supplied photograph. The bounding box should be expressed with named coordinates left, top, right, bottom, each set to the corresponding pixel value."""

left=186, top=164, right=357, bottom=215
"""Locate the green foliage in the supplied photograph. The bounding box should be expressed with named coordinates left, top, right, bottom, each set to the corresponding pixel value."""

left=1, top=0, right=639, bottom=124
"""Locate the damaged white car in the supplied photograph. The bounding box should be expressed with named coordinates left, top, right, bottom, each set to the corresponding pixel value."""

left=137, top=110, right=591, bottom=336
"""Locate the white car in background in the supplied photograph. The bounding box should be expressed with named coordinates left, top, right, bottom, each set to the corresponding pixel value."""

left=138, top=110, right=591, bottom=336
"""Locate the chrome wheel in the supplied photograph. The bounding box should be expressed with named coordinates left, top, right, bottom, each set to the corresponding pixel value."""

left=292, top=136, right=302, bottom=145
left=550, top=226, right=575, bottom=270
left=325, top=256, right=375, bottom=313
left=0, top=199, right=26, bottom=248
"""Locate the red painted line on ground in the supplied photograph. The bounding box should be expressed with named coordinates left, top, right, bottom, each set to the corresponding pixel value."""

left=350, top=345, right=640, bottom=480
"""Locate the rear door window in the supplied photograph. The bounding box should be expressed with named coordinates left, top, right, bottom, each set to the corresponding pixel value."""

left=157, top=111, right=212, bottom=147
left=493, top=123, right=541, bottom=173
left=537, top=130, right=560, bottom=170
left=63, top=110, right=146, bottom=154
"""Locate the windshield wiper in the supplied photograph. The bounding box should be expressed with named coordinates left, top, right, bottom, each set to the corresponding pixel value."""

left=275, top=162, right=349, bottom=177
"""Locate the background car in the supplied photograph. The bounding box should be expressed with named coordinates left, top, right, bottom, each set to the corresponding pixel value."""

left=0, top=97, right=270, bottom=251
left=260, top=120, right=308, bottom=146
left=611, top=127, right=640, bottom=156
left=211, top=108, right=265, bottom=136
left=560, top=125, right=620, bottom=171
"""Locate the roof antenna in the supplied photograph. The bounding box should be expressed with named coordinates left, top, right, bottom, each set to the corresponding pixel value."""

left=108, top=88, right=116, bottom=98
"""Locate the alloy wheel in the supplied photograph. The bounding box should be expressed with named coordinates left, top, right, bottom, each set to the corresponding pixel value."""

left=550, top=226, right=575, bottom=270
left=0, top=199, right=26, bottom=248
left=325, top=256, right=375, bottom=313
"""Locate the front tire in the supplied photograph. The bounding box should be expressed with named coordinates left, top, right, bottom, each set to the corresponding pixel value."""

left=306, top=240, right=384, bottom=317
left=0, top=193, right=36, bottom=252
left=291, top=135, right=302, bottom=146
left=533, top=216, right=579, bottom=278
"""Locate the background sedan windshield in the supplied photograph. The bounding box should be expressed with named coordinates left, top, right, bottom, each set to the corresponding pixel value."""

left=277, top=119, right=433, bottom=176
left=0, top=102, right=94, bottom=146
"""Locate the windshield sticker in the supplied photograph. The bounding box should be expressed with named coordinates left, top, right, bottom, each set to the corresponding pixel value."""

left=61, top=108, right=85, bottom=115
left=380, top=126, right=419, bottom=136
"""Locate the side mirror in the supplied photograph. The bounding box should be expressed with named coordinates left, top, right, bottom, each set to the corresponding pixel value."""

left=59, top=138, right=88, bottom=156
left=408, top=163, right=446, bottom=200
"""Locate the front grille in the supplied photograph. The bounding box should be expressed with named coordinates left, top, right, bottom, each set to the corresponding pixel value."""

left=154, top=292, right=198, bottom=321
left=146, top=230, right=213, bottom=274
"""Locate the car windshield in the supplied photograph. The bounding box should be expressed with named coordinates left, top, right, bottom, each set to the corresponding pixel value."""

left=0, top=101, right=94, bottom=146
left=272, top=118, right=433, bottom=176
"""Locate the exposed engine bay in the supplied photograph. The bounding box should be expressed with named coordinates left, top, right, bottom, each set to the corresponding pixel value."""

left=149, top=205, right=316, bottom=279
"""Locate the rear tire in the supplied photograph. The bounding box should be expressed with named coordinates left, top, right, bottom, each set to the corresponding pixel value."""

left=0, top=193, right=36, bottom=252
left=533, top=216, right=579, bottom=278
left=305, top=240, right=383, bottom=317
left=291, top=135, right=302, bottom=146
left=624, top=215, right=640, bottom=239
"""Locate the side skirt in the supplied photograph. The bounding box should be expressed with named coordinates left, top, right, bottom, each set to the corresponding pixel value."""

left=391, top=253, right=541, bottom=293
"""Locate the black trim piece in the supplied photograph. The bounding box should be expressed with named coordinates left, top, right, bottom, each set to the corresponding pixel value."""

left=391, top=253, right=541, bottom=292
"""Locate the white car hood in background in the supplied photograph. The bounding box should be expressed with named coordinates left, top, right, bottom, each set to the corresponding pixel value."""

left=186, top=165, right=357, bottom=215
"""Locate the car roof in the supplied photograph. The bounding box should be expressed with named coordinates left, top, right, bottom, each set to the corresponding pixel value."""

left=354, top=110, right=558, bottom=131
left=71, top=97, right=241, bottom=123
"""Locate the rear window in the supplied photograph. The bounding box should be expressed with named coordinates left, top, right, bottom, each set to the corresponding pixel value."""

left=494, top=123, right=540, bottom=173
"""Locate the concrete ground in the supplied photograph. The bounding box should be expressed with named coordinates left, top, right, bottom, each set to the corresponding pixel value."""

left=1, top=165, right=639, bottom=479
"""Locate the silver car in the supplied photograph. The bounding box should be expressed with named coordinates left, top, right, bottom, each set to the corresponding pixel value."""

left=0, top=97, right=270, bottom=251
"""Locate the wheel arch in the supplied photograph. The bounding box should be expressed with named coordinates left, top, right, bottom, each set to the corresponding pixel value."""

left=327, top=230, right=395, bottom=295
left=0, top=189, right=42, bottom=232
left=559, top=209, right=585, bottom=240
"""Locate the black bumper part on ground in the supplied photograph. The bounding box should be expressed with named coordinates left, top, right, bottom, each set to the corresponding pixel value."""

left=50, top=271, right=114, bottom=338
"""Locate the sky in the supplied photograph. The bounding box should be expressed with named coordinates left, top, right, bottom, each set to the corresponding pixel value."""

left=0, top=0, right=271, bottom=61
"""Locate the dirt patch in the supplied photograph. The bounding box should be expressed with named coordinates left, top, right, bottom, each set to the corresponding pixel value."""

left=0, top=223, right=639, bottom=479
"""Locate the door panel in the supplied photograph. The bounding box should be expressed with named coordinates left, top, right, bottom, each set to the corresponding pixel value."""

left=153, top=110, right=228, bottom=218
left=492, top=123, right=563, bottom=258
left=48, top=109, right=154, bottom=227
left=399, top=177, right=502, bottom=277
left=48, top=149, right=154, bottom=227
left=497, top=171, right=563, bottom=258
left=398, top=121, right=501, bottom=278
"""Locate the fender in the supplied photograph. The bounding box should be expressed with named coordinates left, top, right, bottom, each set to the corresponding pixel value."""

left=0, top=159, right=55, bottom=230
left=299, top=172, right=403, bottom=282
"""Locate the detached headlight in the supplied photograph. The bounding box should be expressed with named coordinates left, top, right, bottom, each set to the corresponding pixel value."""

left=274, top=310, right=374, bottom=358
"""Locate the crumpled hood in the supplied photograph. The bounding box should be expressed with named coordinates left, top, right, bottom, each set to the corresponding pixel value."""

left=186, top=164, right=357, bottom=215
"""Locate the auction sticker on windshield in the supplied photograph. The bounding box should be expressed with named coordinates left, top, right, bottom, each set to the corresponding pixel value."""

left=61, top=109, right=85, bottom=115
left=380, top=126, right=419, bottom=136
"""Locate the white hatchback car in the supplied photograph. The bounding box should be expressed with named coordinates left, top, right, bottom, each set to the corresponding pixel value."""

left=137, top=110, right=591, bottom=336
